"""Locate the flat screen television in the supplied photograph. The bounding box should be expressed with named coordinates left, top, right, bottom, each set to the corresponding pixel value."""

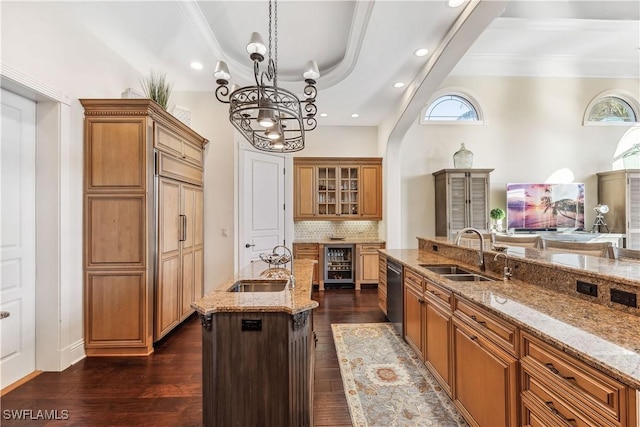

left=506, top=183, right=585, bottom=232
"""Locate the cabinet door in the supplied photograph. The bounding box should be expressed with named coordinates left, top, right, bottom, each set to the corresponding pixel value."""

left=404, top=282, right=424, bottom=359
left=317, top=166, right=338, bottom=217
left=294, top=165, right=316, bottom=219
left=360, top=164, right=382, bottom=219
left=448, top=172, right=468, bottom=235
left=156, top=178, right=181, bottom=339
left=180, top=185, right=203, bottom=321
left=425, top=299, right=452, bottom=395
left=468, top=172, right=490, bottom=231
left=339, top=166, right=360, bottom=217
left=293, top=243, right=319, bottom=285
left=452, top=317, right=518, bottom=427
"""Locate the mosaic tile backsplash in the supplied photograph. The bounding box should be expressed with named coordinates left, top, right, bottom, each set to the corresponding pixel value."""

left=294, top=221, right=379, bottom=240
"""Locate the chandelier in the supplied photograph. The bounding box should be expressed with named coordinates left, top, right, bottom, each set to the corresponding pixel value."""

left=212, top=0, right=320, bottom=152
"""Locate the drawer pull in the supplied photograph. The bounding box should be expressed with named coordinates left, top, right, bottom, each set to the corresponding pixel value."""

left=470, top=315, right=486, bottom=325
left=470, top=335, right=478, bottom=341
left=429, top=290, right=440, bottom=296
left=545, top=363, right=576, bottom=382
left=545, top=401, right=577, bottom=426
left=418, top=299, right=425, bottom=304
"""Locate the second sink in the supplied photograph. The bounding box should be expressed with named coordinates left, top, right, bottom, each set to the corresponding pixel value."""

left=419, top=264, right=472, bottom=275
left=441, top=274, right=494, bottom=282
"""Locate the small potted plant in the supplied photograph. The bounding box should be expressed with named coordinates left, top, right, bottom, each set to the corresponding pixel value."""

left=140, top=70, right=173, bottom=110
left=490, top=207, right=506, bottom=232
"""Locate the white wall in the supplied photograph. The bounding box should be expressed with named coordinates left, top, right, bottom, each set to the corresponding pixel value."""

left=294, top=125, right=379, bottom=157
left=399, top=76, right=639, bottom=247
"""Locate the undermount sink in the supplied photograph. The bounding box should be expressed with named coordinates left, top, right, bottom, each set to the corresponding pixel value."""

left=441, top=274, right=494, bottom=282
left=228, top=279, right=288, bottom=293
left=419, top=264, right=472, bottom=275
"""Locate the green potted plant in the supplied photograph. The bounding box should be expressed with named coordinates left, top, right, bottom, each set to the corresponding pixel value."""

left=140, top=70, right=173, bottom=110
left=490, top=207, right=506, bottom=232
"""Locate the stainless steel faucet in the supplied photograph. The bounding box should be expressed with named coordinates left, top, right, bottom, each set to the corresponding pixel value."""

left=493, top=252, right=513, bottom=280
left=454, top=227, right=485, bottom=271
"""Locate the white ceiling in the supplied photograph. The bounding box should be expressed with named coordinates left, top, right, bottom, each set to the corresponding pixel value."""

left=56, top=1, right=640, bottom=127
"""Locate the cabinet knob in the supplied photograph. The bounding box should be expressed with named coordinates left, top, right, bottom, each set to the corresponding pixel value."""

left=245, top=243, right=255, bottom=248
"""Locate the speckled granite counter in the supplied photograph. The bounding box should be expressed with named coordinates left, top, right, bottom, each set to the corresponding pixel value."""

left=191, top=259, right=319, bottom=316
left=380, top=246, right=640, bottom=389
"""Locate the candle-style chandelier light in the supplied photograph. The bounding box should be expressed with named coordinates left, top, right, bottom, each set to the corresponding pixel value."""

left=213, top=0, right=319, bottom=152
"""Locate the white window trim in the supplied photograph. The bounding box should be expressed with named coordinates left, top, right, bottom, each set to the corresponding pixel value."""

left=420, top=89, right=484, bottom=125
left=583, top=89, right=640, bottom=126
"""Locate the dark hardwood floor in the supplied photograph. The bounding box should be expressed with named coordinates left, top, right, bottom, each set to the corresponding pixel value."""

left=1, top=288, right=386, bottom=426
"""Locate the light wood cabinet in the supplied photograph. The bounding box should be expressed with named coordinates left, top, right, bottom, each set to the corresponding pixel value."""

left=597, top=170, right=640, bottom=249
left=82, top=99, right=208, bottom=355
left=403, top=268, right=425, bottom=359
left=355, top=243, right=385, bottom=290
left=424, top=279, right=453, bottom=396
left=452, top=296, right=518, bottom=427
left=521, top=332, right=632, bottom=427
left=293, top=158, right=382, bottom=220
left=433, top=168, right=493, bottom=238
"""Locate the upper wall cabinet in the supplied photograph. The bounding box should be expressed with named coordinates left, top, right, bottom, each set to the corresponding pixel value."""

left=294, top=157, right=382, bottom=221
left=433, top=168, right=493, bottom=238
left=597, top=169, right=640, bottom=249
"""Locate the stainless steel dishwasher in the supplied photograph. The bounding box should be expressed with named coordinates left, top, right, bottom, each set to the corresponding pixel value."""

left=386, top=260, right=403, bottom=335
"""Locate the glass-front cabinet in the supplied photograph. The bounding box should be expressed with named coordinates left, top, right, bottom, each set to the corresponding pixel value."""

left=294, top=158, right=382, bottom=220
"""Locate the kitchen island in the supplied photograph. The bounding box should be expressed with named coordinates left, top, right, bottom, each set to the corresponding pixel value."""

left=191, top=259, right=318, bottom=427
left=381, top=237, right=639, bottom=426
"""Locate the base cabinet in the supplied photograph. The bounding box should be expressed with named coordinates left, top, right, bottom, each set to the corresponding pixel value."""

left=293, top=243, right=320, bottom=286
left=356, top=243, right=384, bottom=290
left=452, top=316, right=518, bottom=427
left=403, top=268, right=425, bottom=359
left=378, top=255, right=387, bottom=315
left=424, top=281, right=453, bottom=396
left=200, top=310, right=314, bottom=427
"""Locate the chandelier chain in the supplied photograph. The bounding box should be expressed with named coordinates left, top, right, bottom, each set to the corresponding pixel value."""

left=274, top=0, right=278, bottom=87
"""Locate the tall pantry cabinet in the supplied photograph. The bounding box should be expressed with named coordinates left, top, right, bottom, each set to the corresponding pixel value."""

left=597, top=169, right=640, bottom=249
left=82, top=99, right=208, bottom=356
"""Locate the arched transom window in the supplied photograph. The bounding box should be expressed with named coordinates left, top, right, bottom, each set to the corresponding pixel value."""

left=584, top=91, right=639, bottom=125
left=421, top=93, right=482, bottom=124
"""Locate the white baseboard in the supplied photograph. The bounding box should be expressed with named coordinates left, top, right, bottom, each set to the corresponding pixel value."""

left=67, top=339, right=86, bottom=367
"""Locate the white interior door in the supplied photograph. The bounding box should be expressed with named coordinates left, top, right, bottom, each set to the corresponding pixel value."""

left=239, top=149, right=285, bottom=271
left=1, top=89, right=36, bottom=388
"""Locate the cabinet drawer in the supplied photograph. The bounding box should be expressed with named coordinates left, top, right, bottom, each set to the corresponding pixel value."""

left=454, top=296, right=518, bottom=356
left=155, top=126, right=202, bottom=167
left=293, top=244, right=319, bottom=257
left=521, top=366, right=617, bottom=427
left=521, top=332, right=627, bottom=426
left=182, top=141, right=202, bottom=166
left=425, top=280, right=452, bottom=308
left=360, top=244, right=383, bottom=253
left=404, top=267, right=424, bottom=292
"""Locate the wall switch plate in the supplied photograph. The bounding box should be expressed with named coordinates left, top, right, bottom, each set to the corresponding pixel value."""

left=221, top=228, right=228, bottom=237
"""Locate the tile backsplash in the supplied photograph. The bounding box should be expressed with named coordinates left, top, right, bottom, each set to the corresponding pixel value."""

left=294, top=221, right=379, bottom=240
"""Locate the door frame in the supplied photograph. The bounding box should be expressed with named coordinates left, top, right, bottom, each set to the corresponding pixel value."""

left=236, top=140, right=293, bottom=273
left=1, top=64, right=80, bottom=373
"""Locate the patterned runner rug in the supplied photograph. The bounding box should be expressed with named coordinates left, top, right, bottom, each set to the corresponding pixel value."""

left=332, top=323, right=467, bottom=427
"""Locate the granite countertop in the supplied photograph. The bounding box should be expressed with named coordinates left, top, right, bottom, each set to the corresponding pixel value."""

left=293, top=238, right=385, bottom=244
left=381, top=248, right=640, bottom=390
left=191, top=259, right=319, bottom=316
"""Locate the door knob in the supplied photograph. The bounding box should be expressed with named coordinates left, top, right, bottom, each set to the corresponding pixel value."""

left=245, top=243, right=255, bottom=248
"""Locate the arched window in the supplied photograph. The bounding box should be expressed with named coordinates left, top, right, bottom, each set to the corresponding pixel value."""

left=612, top=126, right=640, bottom=170
left=584, top=90, right=639, bottom=125
left=421, top=92, right=483, bottom=124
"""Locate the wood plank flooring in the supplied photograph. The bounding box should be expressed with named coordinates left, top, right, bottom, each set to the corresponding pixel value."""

left=1, top=288, right=386, bottom=426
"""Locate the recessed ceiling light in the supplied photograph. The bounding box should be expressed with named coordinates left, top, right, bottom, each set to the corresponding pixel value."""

left=393, top=82, right=405, bottom=88
left=447, top=0, right=466, bottom=7
left=320, top=113, right=328, bottom=117
left=351, top=113, right=359, bottom=118
left=414, top=48, right=429, bottom=57
left=190, top=61, right=204, bottom=70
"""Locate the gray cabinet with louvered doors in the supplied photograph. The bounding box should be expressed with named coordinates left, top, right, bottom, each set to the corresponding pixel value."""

left=433, top=169, right=493, bottom=238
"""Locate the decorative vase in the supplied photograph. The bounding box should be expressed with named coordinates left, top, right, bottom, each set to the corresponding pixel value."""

left=492, top=219, right=504, bottom=233
left=453, top=143, right=474, bottom=168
